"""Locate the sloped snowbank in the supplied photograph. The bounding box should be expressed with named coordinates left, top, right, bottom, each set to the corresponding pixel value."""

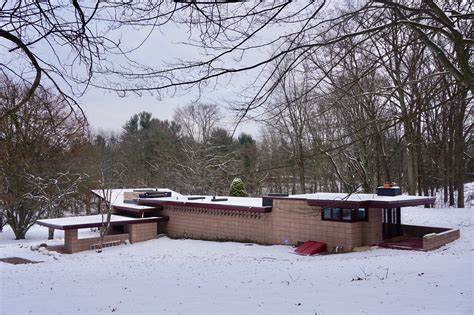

left=0, top=208, right=472, bottom=314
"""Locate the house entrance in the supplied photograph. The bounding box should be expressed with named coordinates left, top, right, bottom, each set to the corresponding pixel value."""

left=382, top=207, right=402, bottom=239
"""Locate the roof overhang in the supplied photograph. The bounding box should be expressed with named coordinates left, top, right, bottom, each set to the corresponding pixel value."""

left=113, top=204, right=162, bottom=215
left=307, top=197, right=436, bottom=209
left=37, top=215, right=169, bottom=230
left=137, top=198, right=272, bottom=213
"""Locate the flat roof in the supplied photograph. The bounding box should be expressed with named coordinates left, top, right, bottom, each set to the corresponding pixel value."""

left=288, top=193, right=435, bottom=208
left=37, top=214, right=167, bottom=230
left=138, top=195, right=272, bottom=213
left=91, top=188, right=180, bottom=212
left=93, top=187, right=435, bottom=213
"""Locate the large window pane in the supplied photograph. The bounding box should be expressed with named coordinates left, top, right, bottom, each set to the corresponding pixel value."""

left=357, top=208, right=367, bottom=220
left=342, top=209, right=352, bottom=221
left=332, top=208, right=341, bottom=220
left=323, top=208, right=331, bottom=219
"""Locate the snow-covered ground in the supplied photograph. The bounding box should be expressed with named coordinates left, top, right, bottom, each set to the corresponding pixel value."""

left=0, top=207, right=472, bottom=314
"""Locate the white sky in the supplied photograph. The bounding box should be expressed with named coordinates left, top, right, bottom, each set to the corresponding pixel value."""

left=4, top=2, right=329, bottom=138
left=78, top=8, right=264, bottom=137
left=81, top=85, right=261, bottom=137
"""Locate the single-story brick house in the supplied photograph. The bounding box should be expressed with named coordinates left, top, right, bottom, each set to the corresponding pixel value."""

left=37, top=187, right=460, bottom=253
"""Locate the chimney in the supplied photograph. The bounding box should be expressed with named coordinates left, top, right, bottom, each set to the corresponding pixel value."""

left=377, top=183, right=401, bottom=196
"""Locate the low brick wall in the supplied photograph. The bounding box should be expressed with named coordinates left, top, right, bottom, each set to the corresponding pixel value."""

left=127, top=222, right=157, bottom=243
left=64, top=230, right=129, bottom=254
left=63, top=221, right=158, bottom=253
left=402, top=224, right=450, bottom=237
left=162, top=206, right=266, bottom=244
left=423, top=229, right=460, bottom=251
left=123, top=191, right=140, bottom=201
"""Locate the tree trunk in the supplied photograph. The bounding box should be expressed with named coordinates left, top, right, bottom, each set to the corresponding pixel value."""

left=85, top=195, right=91, bottom=215
left=13, top=227, right=27, bottom=240
left=454, top=90, right=467, bottom=208
left=297, top=150, right=306, bottom=194
left=443, top=142, right=449, bottom=204
left=48, top=227, right=55, bottom=240
left=405, top=140, right=418, bottom=195
left=448, top=114, right=455, bottom=206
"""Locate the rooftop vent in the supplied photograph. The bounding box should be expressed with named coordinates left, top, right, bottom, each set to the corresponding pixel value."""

left=123, top=199, right=138, bottom=204
left=188, top=196, right=206, bottom=200
left=262, top=197, right=273, bottom=207
left=377, top=183, right=401, bottom=196
left=262, top=193, right=288, bottom=207
left=139, top=191, right=172, bottom=198
left=133, top=189, right=158, bottom=193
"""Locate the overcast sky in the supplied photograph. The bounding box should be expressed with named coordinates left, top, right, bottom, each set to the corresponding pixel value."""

left=81, top=85, right=261, bottom=137
left=78, top=11, right=264, bottom=137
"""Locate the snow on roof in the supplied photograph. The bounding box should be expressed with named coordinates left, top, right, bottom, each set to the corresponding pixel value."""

left=141, top=195, right=266, bottom=209
left=91, top=188, right=182, bottom=210
left=289, top=192, right=434, bottom=203
left=93, top=187, right=434, bottom=211
left=37, top=214, right=162, bottom=230
left=160, top=192, right=433, bottom=208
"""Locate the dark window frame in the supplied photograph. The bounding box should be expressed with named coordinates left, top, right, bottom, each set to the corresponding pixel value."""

left=356, top=208, right=369, bottom=221
left=321, top=207, right=369, bottom=222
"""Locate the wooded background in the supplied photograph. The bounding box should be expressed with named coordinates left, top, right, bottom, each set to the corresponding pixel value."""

left=0, top=1, right=472, bottom=238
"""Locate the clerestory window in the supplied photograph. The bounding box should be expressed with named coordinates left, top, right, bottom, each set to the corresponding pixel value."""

left=322, top=207, right=368, bottom=222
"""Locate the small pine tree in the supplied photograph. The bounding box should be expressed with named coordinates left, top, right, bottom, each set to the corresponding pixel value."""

left=229, top=178, right=248, bottom=197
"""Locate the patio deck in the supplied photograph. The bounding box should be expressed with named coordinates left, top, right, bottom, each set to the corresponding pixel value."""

left=379, top=238, right=424, bottom=251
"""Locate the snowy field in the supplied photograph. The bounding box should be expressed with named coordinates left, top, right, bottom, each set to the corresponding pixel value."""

left=0, top=207, right=472, bottom=314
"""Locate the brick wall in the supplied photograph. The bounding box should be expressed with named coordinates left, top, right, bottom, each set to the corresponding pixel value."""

left=123, top=192, right=140, bottom=202
left=161, top=206, right=266, bottom=243
left=64, top=229, right=129, bottom=254
left=63, top=221, right=158, bottom=253
left=401, top=224, right=450, bottom=237
left=423, top=229, right=460, bottom=251
left=127, top=222, right=157, bottom=243
left=160, top=200, right=383, bottom=251
left=267, top=200, right=380, bottom=250
left=361, top=208, right=383, bottom=246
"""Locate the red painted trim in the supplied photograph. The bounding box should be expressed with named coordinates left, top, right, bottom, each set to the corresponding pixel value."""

left=113, top=205, right=162, bottom=213
left=367, top=198, right=436, bottom=208
left=137, top=199, right=272, bottom=213
left=37, top=217, right=169, bottom=230
left=270, top=197, right=308, bottom=202
left=308, top=200, right=364, bottom=208
left=308, top=197, right=435, bottom=209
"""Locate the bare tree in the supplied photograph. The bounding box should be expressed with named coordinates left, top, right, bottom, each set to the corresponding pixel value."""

left=174, top=103, right=221, bottom=143
left=2, top=1, right=471, bottom=121
left=0, top=76, right=89, bottom=239
left=4, top=1, right=470, bottom=205
left=262, top=65, right=315, bottom=193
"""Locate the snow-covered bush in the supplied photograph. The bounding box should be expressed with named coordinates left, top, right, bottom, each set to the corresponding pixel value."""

left=229, top=178, right=248, bottom=197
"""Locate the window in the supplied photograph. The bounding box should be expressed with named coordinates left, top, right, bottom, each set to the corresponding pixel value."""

left=342, top=209, right=352, bottom=221
left=357, top=208, right=368, bottom=221
left=322, top=208, right=341, bottom=220
left=323, top=208, right=332, bottom=220
left=322, top=207, right=368, bottom=222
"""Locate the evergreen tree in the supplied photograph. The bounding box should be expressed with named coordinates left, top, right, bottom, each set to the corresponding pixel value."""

left=229, top=178, right=248, bottom=197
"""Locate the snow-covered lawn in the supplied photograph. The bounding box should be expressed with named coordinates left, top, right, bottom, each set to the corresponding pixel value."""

left=0, top=207, right=472, bottom=314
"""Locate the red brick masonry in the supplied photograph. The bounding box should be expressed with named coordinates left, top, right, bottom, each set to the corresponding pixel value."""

left=64, top=230, right=130, bottom=254
left=38, top=215, right=164, bottom=253
left=422, top=229, right=460, bottom=251
left=159, top=199, right=458, bottom=252
left=160, top=199, right=385, bottom=251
